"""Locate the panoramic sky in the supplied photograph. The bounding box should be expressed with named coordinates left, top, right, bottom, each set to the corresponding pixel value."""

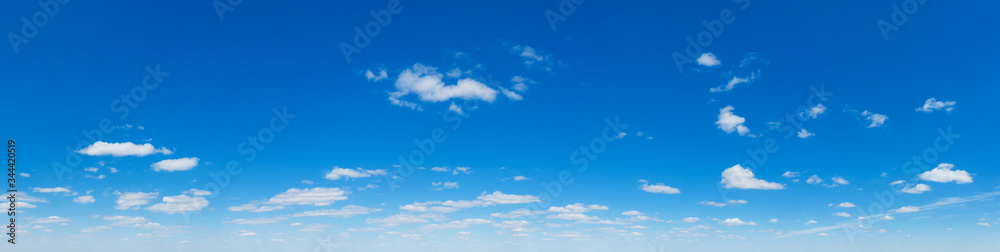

left=2, top=0, right=998, bottom=251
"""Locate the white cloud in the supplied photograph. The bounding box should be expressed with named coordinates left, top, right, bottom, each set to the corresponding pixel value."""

left=301, top=180, right=314, bottom=185
left=806, top=175, right=823, bottom=184
left=797, top=129, right=815, bottom=138
left=882, top=215, right=894, bottom=220
left=228, top=203, right=285, bottom=213
left=916, top=98, right=956, bottom=112
left=716, top=106, right=751, bottom=136
left=894, top=206, right=920, bottom=213
left=81, top=226, right=110, bottom=233
left=696, top=52, right=721, bottom=67
left=18, top=173, right=29, bottom=177
left=33, top=187, right=72, bottom=194
left=547, top=213, right=600, bottom=222
left=33, top=216, right=70, bottom=224
left=889, top=180, right=905, bottom=185
left=512, top=175, right=530, bottom=181
left=500, top=87, right=523, bottom=101
left=324, top=166, right=386, bottom=180
left=367, top=213, right=446, bottom=227
left=977, top=223, right=991, bottom=227
left=365, top=69, right=388, bottom=82
left=389, top=64, right=498, bottom=109
left=183, top=189, right=212, bottom=196
left=432, top=182, right=460, bottom=190
left=547, top=203, right=607, bottom=214
left=807, top=104, right=827, bottom=118
left=817, top=232, right=829, bottom=237
left=700, top=201, right=728, bottom=207
left=836, top=202, right=856, bottom=208
left=76, top=141, right=173, bottom=157
left=918, top=163, right=973, bottom=184
left=640, top=182, right=681, bottom=194
left=151, top=157, right=199, bottom=172
left=721, top=218, right=756, bottom=226
left=720, top=164, right=784, bottom=190
left=782, top=171, right=800, bottom=178
left=291, top=205, right=381, bottom=218
left=899, top=183, right=932, bottom=194
left=73, top=195, right=96, bottom=204
left=831, top=176, right=849, bottom=185
left=862, top=110, right=887, bottom=128
left=477, top=191, right=541, bottom=204
left=710, top=74, right=758, bottom=93
left=448, top=102, right=463, bottom=115
left=805, top=220, right=818, bottom=225
left=147, top=194, right=210, bottom=214
left=237, top=230, right=257, bottom=236
left=769, top=219, right=778, bottom=223
left=225, top=217, right=288, bottom=225
left=834, top=212, right=851, bottom=218
left=265, top=187, right=349, bottom=206
left=84, top=167, right=98, bottom=172
left=115, top=192, right=158, bottom=210
left=682, top=217, right=700, bottom=223
left=453, top=167, right=472, bottom=175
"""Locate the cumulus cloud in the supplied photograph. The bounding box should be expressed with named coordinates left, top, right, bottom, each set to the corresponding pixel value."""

left=831, top=176, right=849, bottom=185
left=916, top=98, right=956, bottom=112
left=836, top=202, right=856, bottom=208
left=682, top=217, right=700, bottom=223
left=33, top=187, right=72, bottom=194
left=807, top=104, right=827, bottom=118
left=147, top=194, right=210, bottom=214
left=389, top=64, right=498, bottom=110
left=365, top=69, right=388, bottom=82
left=477, top=191, right=541, bottom=204
left=918, top=163, right=973, bottom=184
left=716, top=106, right=751, bottom=136
left=834, top=212, right=851, bottom=218
left=151, top=157, right=199, bottom=172
left=73, top=195, right=96, bottom=204
left=639, top=181, right=681, bottom=194
left=894, top=206, right=920, bottom=213
left=806, top=175, right=823, bottom=184
left=76, top=141, right=173, bottom=157
left=862, top=110, right=887, bottom=128
left=782, top=171, right=800, bottom=178
left=265, top=187, right=349, bottom=206
left=115, top=192, right=159, bottom=210
left=324, top=166, right=386, bottom=180
left=512, top=175, right=530, bottom=181
left=720, top=164, right=784, bottom=190
left=228, top=204, right=285, bottom=213
left=696, top=53, right=721, bottom=67
left=721, top=218, right=756, bottom=226
left=797, top=129, right=815, bottom=138
left=899, top=183, right=931, bottom=194
left=291, top=205, right=381, bottom=218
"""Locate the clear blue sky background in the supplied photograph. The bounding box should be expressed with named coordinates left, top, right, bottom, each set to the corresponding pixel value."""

left=1, top=0, right=998, bottom=251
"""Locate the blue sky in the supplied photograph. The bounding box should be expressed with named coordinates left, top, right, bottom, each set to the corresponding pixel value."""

left=2, top=0, right=999, bottom=251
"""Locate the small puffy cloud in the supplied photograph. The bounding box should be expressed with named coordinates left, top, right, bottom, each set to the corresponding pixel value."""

left=77, top=141, right=173, bottom=157
left=899, top=184, right=931, bottom=194
left=147, top=195, right=210, bottom=214
left=806, top=175, right=823, bottom=184
left=769, top=219, right=778, bottom=223
left=916, top=98, right=956, bottom=112
left=797, top=129, right=815, bottom=138
left=389, top=64, right=498, bottom=110
left=805, top=220, right=818, bottom=225
left=782, top=171, right=800, bottom=178
left=696, top=53, right=721, bottom=67
left=640, top=181, right=681, bottom=194
left=918, top=163, right=973, bottom=184
left=477, top=191, right=541, bottom=204
left=291, top=205, right=381, bottom=218
left=716, top=106, right=751, bottom=136
left=831, top=176, right=849, bottom=185
left=265, top=187, right=349, bottom=206
left=225, top=217, right=288, bottom=225
left=366, top=69, right=388, bottom=82
left=33, top=216, right=70, bottom=224
left=682, top=217, right=700, bottom=223
left=700, top=201, right=727, bottom=207
left=720, top=218, right=756, bottom=226
left=817, top=232, right=830, bottom=237
left=512, top=176, right=530, bottom=181
left=237, top=230, right=257, bottom=236
left=324, top=166, right=386, bottom=180
left=882, top=215, right=894, bottom=220
left=452, top=167, right=472, bottom=175
left=862, top=110, right=887, bottom=128
left=977, top=223, right=991, bottom=227
left=836, top=202, right=856, bottom=208
left=84, top=167, right=99, bottom=172
left=19, top=173, right=29, bottom=177
left=432, top=182, right=460, bottom=190
left=894, top=206, right=920, bottom=213
left=73, top=195, right=96, bottom=204
left=834, top=212, right=851, bottom=218
left=183, top=189, right=212, bottom=196
left=500, top=87, right=523, bottom=101
left=448, top=102, right=463, bottom=115
left=720, top=164, right=784, bottom=190
left=151, top=157, right=199, bottom=172
left=807, top=104, right=827, bottom=118
left=115, top=192, right=158, bottom=210
left=228, top=203, right=285, bottom=213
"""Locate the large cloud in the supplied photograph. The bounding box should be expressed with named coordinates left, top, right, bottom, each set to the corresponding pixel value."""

left=720, top=164, right=784, bottom=190
left=388, top=64, right=497, bottom=110
left=919, top=163, right=973, bottom=184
